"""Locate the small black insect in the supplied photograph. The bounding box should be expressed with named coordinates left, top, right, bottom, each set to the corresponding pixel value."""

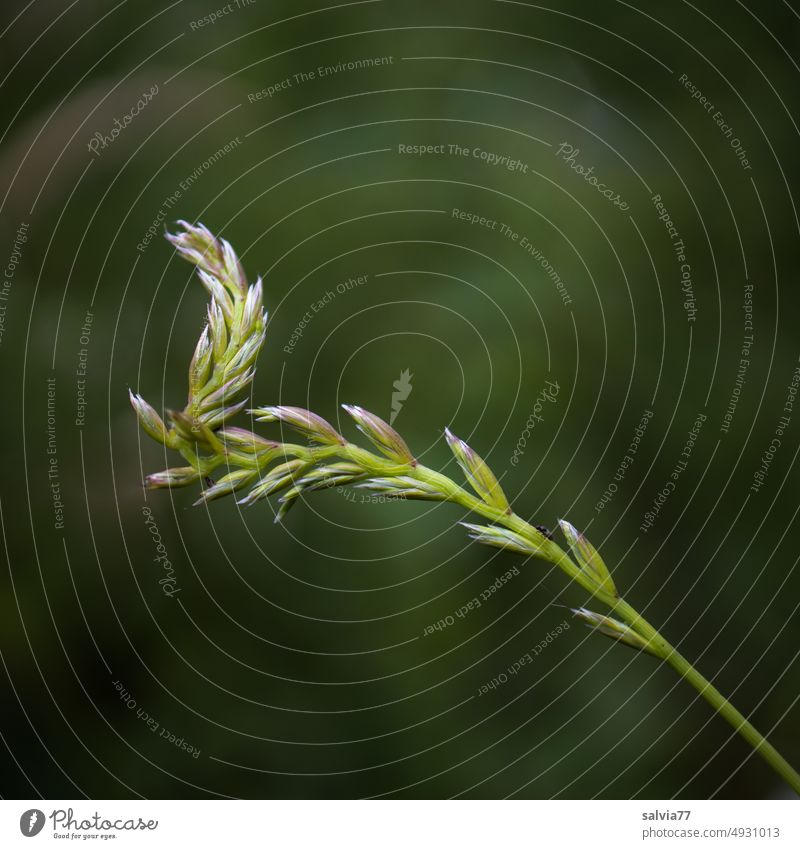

left=535, top=524, right=554, bottom=540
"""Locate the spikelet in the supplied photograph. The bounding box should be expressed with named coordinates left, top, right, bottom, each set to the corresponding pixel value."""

left=341, top=405, right=415, bottom=464
left=571, top=607, right=656, bottom=655
left=460, top=522, right=546, bottom=557
left=559, top=520, right=617, bottom=598
left=444, top=428, right=510, bottom=513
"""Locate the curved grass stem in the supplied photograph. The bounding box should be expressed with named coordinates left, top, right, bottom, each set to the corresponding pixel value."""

left=307, top=450, right=800, bottom=793
left=485, top=500, right=800, bottom=795
left=613, top=599, right=800, bottom=795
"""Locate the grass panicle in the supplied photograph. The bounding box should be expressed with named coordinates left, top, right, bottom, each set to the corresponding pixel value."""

left=129, top=221, right=800, bottom=795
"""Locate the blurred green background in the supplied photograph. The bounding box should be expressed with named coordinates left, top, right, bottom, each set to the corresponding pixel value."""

left=1, top=0, right=799, bottom=799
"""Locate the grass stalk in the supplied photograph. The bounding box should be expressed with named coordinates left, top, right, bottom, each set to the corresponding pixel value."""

left=130, top=221, right=800, bottom=795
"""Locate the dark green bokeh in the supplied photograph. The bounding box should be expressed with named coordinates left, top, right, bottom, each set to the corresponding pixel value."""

left=1, top=0, right=799, bottom=799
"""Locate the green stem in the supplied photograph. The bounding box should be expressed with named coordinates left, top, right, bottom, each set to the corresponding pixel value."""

left=612, top=599, right=800, bottom=795
left=272, top=447, right=800, bottom=793
left=409, top=461, right=800, bottom=794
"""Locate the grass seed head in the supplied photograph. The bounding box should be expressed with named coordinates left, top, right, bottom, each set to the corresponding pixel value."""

left=571, top=607, right=655, bottom=654
left=559, top=519, right=618, bottom=598
left=250, top=405, right=345, bottom=445
left=129, top=391, right=169, bottom=445
left=444, top=427, right=510, bottom=513
left=460, top=522, right=546, bottom=557
left=341, top=404, right=415, bottom=465
left=145, top=466, right=201, bottom=489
